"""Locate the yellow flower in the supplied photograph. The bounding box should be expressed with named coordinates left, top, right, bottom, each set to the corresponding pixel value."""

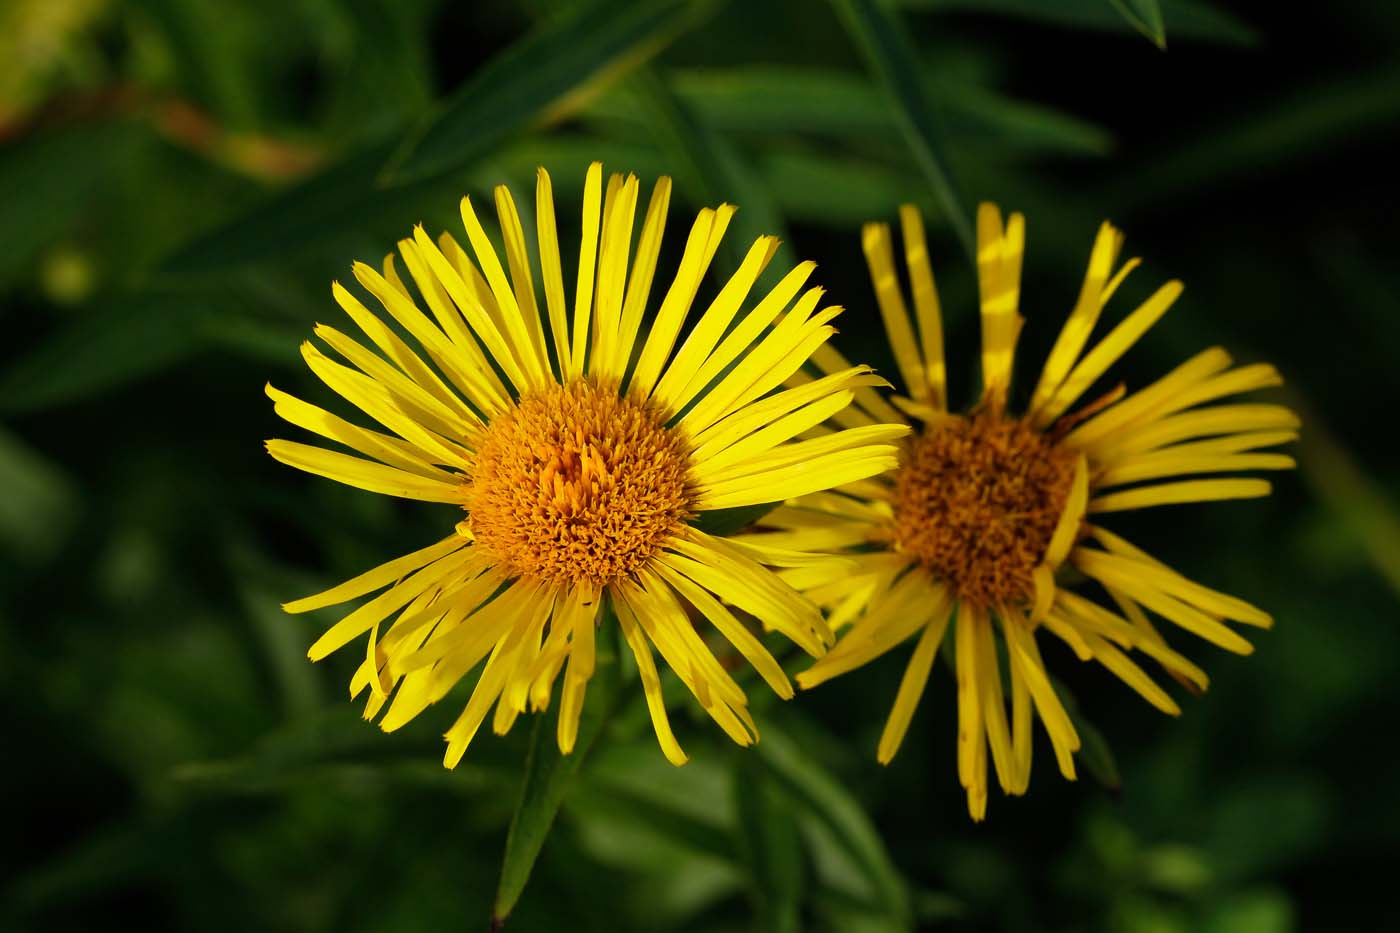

left=266, top=163, right=907, bottom=767
left=750, top=203, right=1297, bottom=819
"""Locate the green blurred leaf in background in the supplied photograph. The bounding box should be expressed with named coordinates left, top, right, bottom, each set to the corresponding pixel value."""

left=4, top=0, right=1399, bottom=930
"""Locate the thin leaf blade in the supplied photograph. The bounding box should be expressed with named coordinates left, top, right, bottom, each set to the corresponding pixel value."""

left=756, top=721, right=912, bottom=930
left=387, top=0, right=717, bottom=184
left=493, top=637, right=622, bottom=925
left=830, top=0, right=975, bottom=258
left=734, top=755, right=805, bottom=933
left=1109, top=0, right=1167, bottom=48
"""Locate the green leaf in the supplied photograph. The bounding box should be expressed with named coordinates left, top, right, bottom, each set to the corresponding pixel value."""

left=830, top=0, right=975, bottom=259
left=692, top=503, right=780, bottom=537
left=386, top=0, right=719, bottom=184
left=733, top=755, right=804, bottom=933
left=0, top=427, right=78, bottom=563
left=0, top=121, right=141, bottom=287
left=0, top=292, right=211, bottom=414
left=1104, top=67, right=1400, bottom=210
left=651, top=66, right=1112, bottom=157
left=756, top=721, right=911, bottom=930
left=160, top=138, right=429, bottom=273
left=165, top=0, right=716, bottom=274
left=899, top=0, right=1256, bottom=45
left=493, top=637, right=623, bottom=925
left=1052, top=675, right=1122, bottom=791
left=1109, top=0, right=1167, bottom=48
left=619, top=68, right=793, bottom=280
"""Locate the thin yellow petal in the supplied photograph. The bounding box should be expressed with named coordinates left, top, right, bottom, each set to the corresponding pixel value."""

left=266, top=439, right=464, bottom=503
left=614, top=176, right=672, bottom=378
left=1090, top=478, right=1271, bottom=513
left=1029, top=220, right=1126, bottom=417
left=899, top=205, right=946, bottom=409
left=877, top=599, right=953, bottom=763
left=614, top=594, right=689, bottom=766
left=863, top=221, right=928, bottom=403
left=1038, top=280, right=1183, bottom=424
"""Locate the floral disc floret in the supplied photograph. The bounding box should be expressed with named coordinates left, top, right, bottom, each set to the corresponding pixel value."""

left=890, top=411, right=1078, bottom=608
left=465, top=379, right=693, bottom=588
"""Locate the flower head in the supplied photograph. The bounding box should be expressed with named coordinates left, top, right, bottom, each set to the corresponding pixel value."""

left=267, top=163, right=907, bottom=767
left=750, top=204, right=1297, bottom=819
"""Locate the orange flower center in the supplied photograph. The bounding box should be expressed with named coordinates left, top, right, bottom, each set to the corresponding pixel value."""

left=465, top=380, right=692, bottom=588
left=890, top=411, right=1077, bottom=608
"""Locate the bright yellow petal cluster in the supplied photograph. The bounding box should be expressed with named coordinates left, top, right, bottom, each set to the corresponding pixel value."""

left=742, top=203, right=1296, bottom=819
left=267, top=163, right=907, bottom=767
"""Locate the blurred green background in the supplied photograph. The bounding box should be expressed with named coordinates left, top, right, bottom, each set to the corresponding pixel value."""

left=3, top=0, right=1396, bottom=930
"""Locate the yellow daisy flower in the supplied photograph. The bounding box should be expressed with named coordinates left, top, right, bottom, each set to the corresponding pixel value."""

left=266, top=163, right=907, bottom=768
left=751, top=203, right=1297, bottom=819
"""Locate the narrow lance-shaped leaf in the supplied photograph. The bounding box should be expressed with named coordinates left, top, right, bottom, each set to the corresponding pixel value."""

left=622, top=68, right=792, bottom=280
left=387, top=0, right=721, bottom=184
left=756, top=721, right=912, bottom=929
left=733, top=754, right=805, bottom=933
left=493, top=625, right=623, bottom=926
left=165, top=0, right=718, bottom=272
left=1109, top=0, right=1168, bottom=48
left=893, top=0, right=1254, bottom=46
left=1052, top=674, right=1122, bottom=791
left=830, top=0, right=975, bottom=259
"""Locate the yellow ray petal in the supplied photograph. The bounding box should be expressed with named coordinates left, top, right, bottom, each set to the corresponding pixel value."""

left=695, top=450, right=901, bottom=511
left=1065, top=346, right=1233, bottom=451
left=876, top=600, right=953, bottom=763
left=899, top=205, right=946, bottom=409
left=653, top=561, right=794, bottom=700
left=682, top=296, right=842, bottom=435
left=284, top=535, right=468, bottom=614
left=1081, top=629, right=1180, bottom=715
left=694, top=423, right=910, bottom=488
left=976, top=204, right=1025, bottom=404
left=614, top=593, right=689, bottom=765
left=410, top=225, right=531, bottom=394
left=305, top=545, right=475, bottom=661
left=977, top=613, right=1015, bottom=793
left=590, top=173, right=639, bottom=380
left=801, top=341, right=908, bottom=427
left=309, top=327, right=475, bottom=459
left=863, top=221, right=928, bottom=403
left=631, top=205, right=733, bottom=397
left=955, top=606, right=989, bottom=820
left=352, top=262, right=506, bottom=418
left=1038, top=280, right=1183, bottom=425
left=1098, top=452, right=1295, bottom=488
left=800, top=570, right=946, bottom=688
left=1003, top=620, right=1080, bottom=779
left=266, top=439, right=465, bottom=503
left=267, top=384, right=452, bottom=479
left=534, top=167, right=572, bottom=378
left=1080, top=532, right=1272, bottom=626
left=677, top=260, right=817, bottom=417
left=491, top=183, right=550, bottom=375
left=1089, top=478, right=1271, bottom=513
left=1029, top=220, right=1125, bottom=417
left=395, top=238, right=512, bottom=413
left=652, top=235, right=781, bottom=414
left=459, top=192, right=549, bottom=387
left=615, top=176, right=672, bottom=379
left=1101, top=404, right=1301, bottom=461
left=557, top=588, right=600, bottom=754
left=1043, top=454, right=1089, bottom=568
left=1073, top=548, right=1254, bottom=654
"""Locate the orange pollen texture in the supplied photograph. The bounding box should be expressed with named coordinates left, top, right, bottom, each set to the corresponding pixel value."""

left=891, top=411, right=1078, bottom=608
left=464, top=379, right=693, bottom=588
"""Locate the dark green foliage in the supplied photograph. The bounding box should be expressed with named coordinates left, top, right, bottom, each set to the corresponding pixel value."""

left=3, top=1, right=1396, bottom=930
